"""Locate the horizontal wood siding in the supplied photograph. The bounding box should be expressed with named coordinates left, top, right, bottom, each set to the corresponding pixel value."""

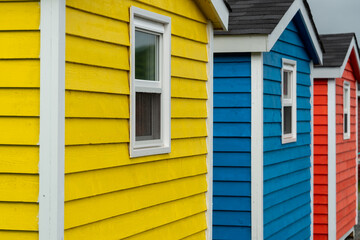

left=213, top=53, right=251, bottom=240
left=262, top=20, right=312, bottom=240
left=313, top=79, right=328, bottom=239
left=0, top=1, right=40, bottom=239
left=64, top=1, right=209, bottom=239
left=336, top=61, right=357, bottom=239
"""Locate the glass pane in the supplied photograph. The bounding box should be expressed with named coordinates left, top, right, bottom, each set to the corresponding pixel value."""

left=136, top=92, right=161, bottom=141
left=135, top=30, right=158, bottom=81
left=283, top=106, right=292, bottom=134
left=344, top=87, right=349, bottom=109
left=344, top=113, right=348, bottom=133
left=283, top=71, right=291, bottom=99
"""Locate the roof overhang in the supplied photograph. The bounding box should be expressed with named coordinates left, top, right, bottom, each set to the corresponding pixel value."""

left=214, top=0, right=323, bottom=64
left=195, top=0, right=229, bottom=30
left=313, top=37, right=360, bottom=80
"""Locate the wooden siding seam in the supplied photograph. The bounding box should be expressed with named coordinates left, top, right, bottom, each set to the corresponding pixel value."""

left=65, top=60, right=129, bottom=72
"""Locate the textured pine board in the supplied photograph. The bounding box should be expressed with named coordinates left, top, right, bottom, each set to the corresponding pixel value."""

left=65, top=138, right=207, bottom=173
left=172, top=36, right=208, bottom=62
left=65, top=155, right=207, bottom=200
left=66, top=35, right=129, bottom=70
left=65, top=63, right=129, bottom=94
left=0, top=2, right=39, bottom=30
left=65, top=175, right=207, bottom=228
left=0, top=117, right=39, bottom=145
left=0, top=146, right=38, bottom=174
left=171, top=98, right=207, bottom=118
left=0, top=231, right=38, bottom=240
left=178, top=230, right=206, bottom=240
left=0, top=203, right=38, bottom=231
left=0, top=60, right=39, bottom=88
left=0, top=174, right=38, bottom=202
left=172, top=57, right=208, bottom=81
left=171, top=77, right=207, bottom=99
left=66, top=7, right=129, bottom=46
left=0, top=89, right=39, bottom=116
left=64, top=194, right=206, bottom=240
left=0, top=32, right=39, bottom=59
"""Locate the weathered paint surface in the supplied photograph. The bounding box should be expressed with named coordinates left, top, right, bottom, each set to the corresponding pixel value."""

left=213, top=53, right=252, bottom=239
left=263, top=20, right=312, bottom=240
left=313, top=79, right=329, bottom=239
left=335, top=61, right=357, bottom=239
left=0, top=1, right=40, bottom=239
left=64, top=0, right=210, bottom=239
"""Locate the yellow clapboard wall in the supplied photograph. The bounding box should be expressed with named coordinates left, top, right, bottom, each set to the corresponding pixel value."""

left=0, top=1, right=40, bottom=239
left=65, top=0, right=209, bottom=239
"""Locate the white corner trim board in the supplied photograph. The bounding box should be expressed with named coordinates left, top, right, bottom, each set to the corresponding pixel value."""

left=310, top=61, right=314, bottom=240
left=205, top=21, right=214, bottom=240
left=39, top=0, right=65, bottom=239
left=328, top=79, right=337, bottom=240
left=251, top=52, right=264, bottom=240
left=210, top=0, right=229, bottom=30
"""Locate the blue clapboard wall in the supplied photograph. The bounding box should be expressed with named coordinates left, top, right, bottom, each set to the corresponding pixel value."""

left=263, top=19, right=312, bottom=240
left=213, top=53, right=252, bottom=240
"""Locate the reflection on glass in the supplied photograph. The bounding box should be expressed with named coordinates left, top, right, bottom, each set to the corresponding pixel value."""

left=283, top=71, right=291, bottom=99
left=284, top=106, right=292, bottom=134
left=136, top=92, right=161, bottom=141
left=135, top=30, right=158, bottom=81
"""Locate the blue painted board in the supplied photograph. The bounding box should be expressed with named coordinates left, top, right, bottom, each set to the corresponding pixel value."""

left=213, top=166, right=251, bottom=181
left=213, top=211, right=251, bottom=227
left=213, top=226, right=251, bottom=240
left=214, top=108, right=251, bottom=123
left=214, top=77, right=251, bottom=93
left=213, top=181, right=251, bottom=196
left=264, top=157, right=311, bottom=181
left=213, top=196, right=251, bottom=211
left=214, top=123, right=251, bottom=137
left=213, top=152, right=251, bottom=167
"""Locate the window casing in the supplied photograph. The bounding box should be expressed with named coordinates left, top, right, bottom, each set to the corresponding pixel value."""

left=281, top=59, right=297, bottom=144
left=130, top=7, right=171, bottom=157
left=343, top=81, right=350, bottom=140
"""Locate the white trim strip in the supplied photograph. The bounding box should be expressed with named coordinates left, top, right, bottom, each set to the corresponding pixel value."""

left=214, top=35, right=268, bottom=53
left=328, top=79, right=337, bottom=240
left=310, top=61, right=314, bottom=240
left=339, top=227, right=354, bottom=240
left=209, top=0, right=229, bottom=30
left=39, top=0, right=65, bottom=239
left=205, top=21, right=214, bottom=240
left=251, top=52, right=264, bottom=240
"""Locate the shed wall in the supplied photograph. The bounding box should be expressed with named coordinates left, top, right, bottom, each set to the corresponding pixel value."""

left=0, top=1, right=40, bottom=239
left=64, top=1, right=210, bottom=239
left=262, top=20, right=312, bottom=240
left=213, top=53, right=251, bottom=239
left=336, top=61, right=357, bottom=239
left=313, top=79, right=328, bottom=239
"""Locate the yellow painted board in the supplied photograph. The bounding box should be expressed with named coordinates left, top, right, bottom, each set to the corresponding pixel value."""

left=65, top=137, right=207, bottom=173
left=181, top=231, right=206, bottom=240
left=0, top=203, right=38, bottom=231
left=65, top=62, right=129, bottom=94
left=66, top=0, right=208, bottom=43
left=172, top=98, right=207, bottom=118
left=65, top=118, right=129, bottom=145
left=0, top=60, right=39, bottom=88
left=65, top=175, right=207, bottom=228
left=171, top=119, right=207, bottom=139
left=172, top=36, right=208, bottom=62
left=172, top=57, right=208, bottom=81
left=171, top=77, right=207, bottom=99
left=66, top=35, right=129, bottom=70
left=135, top=0, right=207, bottom=23
left=64, top=194, right=206, bottom=240
left=0, top=2, right=39, bottom=31
left=66, top=7, right=129, bottom=46
left=0, top=146, right=38, bottom=174
left=0, top=89, right=39, bottom=116
left=124, top=212, right=207, bottom=240
left=0, top=32, right=39, bottom=59
left=0, top=231, right=38, bottom=240
left=0, top=174, right=38, bottom=202
left=65, top=155, right=207, bottom=201
left=0, top=117, right=39, bottom=145
left=65, top=91, right=129, bottom=118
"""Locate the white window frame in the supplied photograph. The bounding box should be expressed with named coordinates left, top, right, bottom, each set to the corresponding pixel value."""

left=281, top=58, right=297, bottom=144
left=343, top=81, right=351, bottom=140
left=130, top=7, right=171, bottom=158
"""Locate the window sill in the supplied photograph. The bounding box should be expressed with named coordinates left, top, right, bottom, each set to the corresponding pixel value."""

left=130, top=145, right=171, bottom=158
left=282, top=136, right=297, bottom=144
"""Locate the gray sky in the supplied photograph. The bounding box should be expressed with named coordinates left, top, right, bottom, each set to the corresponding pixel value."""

left=307, top=0, right=360, bottom=40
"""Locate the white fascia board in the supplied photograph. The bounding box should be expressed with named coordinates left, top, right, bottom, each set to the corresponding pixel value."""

left=214, top=35, right=268, bottom=53
left=251, top=52, right=264, bottom=240
left=313, top=38, right=360, bottom=79
left=210, top=0, right=229, bottom=30
left=39, top=0, right=65, bottom=239
left=205, top=21, right=214, bottom=240
left=328, top=78, right=337, bottom=240
left=267, top=0, right=323, bottom=64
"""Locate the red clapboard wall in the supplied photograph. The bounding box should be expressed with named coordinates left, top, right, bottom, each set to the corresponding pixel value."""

left=313, top=79, right=329, bottom=239
left=336, top=61, right=357, bottom=239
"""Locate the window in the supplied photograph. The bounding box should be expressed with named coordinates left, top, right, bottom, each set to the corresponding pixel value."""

left=343, top=81, right=350, bottom=139
left=281, top=59, right=297, bottom=144
left=130, top=7, right=171, bottom=157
